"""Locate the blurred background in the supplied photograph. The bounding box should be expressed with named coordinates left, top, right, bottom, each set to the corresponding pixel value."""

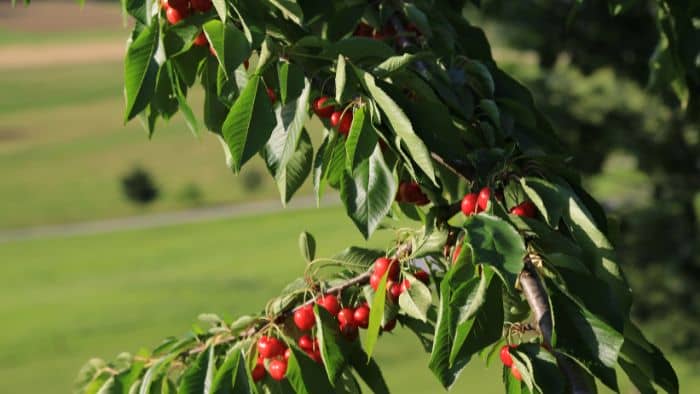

left=0, top=0, right=697, bottom=392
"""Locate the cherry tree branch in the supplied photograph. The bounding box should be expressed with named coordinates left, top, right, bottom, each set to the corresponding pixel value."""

left=186, top=242, right=414, bottom=357
left=520, top=256, right=592, bottom=394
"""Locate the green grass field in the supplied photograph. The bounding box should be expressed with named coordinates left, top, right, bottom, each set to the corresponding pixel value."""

left=0, top=60, right=311, bottom=229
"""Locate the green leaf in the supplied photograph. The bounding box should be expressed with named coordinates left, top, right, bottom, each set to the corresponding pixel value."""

left=139, top=354, right=178, bottom=394
left=222, top=75, right=277, bottom=172
left=335, top=55, right=347, bottom=104
left=176, top=348, right=210, bottom=394
left=345, top=106, right=378, bottom=174
left=373, top=53, right=428, bottom=78
left=343, top=342, right=390, bottom=394
left=314, top=305, right=347, bottom=384
left=331, top=247, right=384, bottom=271
left=512, top=344, right=566, bottom=394
left=313, top=132, right=347, bottom=204
left=398, top=274, right=432, bottom=322
left=340, top=146, right=397, bottom=239
left=364, top=269, right=389, bottom=359
left=550, top=286, right=623, bottom=392
left=324, top=38, right=395, bottom=63
left=463, top=59, right=494, bottom=98
left=428, top=260, right=477, bottom=388
left=453, top=267, right=492, bottom=325
left=449, top=268, right=503, bottom=366
left=261, top=79, right=312, bottom=204
left=543, top=178, right=631, bottom=330
left=462, top=214, right=526, bottom=289
left=620, top=321, right=679, bottom=394
left=357, top=68, right=437, bottom=185
left=286, top=345, right=334, bottom=394
left=212, top=0, right=226, bottom=22
left=520, top=177, right=565, bottom=228
left=203, top=20, right=251, bottom=79
left=268, top=0, right=304, bottom=25
left=124, top=24, right=159, bottom=122
left=277, top=62, right=305, bottom=105
left=298, top=231, right=316, bottom=262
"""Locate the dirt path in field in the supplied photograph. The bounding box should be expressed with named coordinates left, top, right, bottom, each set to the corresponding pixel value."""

left=0, top=195, right=341, bottom=243
left=0, top=40, right=126, bottom=69
left=0, top=0, right=127, bottom=69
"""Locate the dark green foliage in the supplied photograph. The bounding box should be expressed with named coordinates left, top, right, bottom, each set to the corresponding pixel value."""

left=120, top=166, right=159, bottom=205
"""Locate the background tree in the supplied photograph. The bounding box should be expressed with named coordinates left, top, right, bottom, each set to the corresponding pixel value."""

left=13, top=0, right=696, bottom=392
left=479, top=0, right=700, bottom=360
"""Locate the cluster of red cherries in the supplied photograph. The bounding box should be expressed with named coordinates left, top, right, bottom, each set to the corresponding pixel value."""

left=369, top=257, right=430, bottom=305
left=253, top=291, right=382, bottom=382
left=499, top=345, right=523, bottom=381
left=461, top=187, right=537, bottom=218
left=161, top=0, right=212, bottom=24
left=312, top=96, right=353, bottom=136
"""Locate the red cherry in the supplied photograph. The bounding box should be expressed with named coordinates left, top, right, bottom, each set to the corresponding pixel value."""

left=165, top=6, right=188, bottom=24
left=330, top=111, right=342, bottom=127
left=252, top=363, right=266, bottom=382
left=372, top=30, right=385, bottom=40
left=258, top=336, right=283, bottom=359
left=338, top=112, right=353, bottom=136
left=382, top=319, right=397, bottom=332
left=399, top=182, right=428, bottom=205
left=166, top=0, right=189, bottom=11
left=266, top=87, right=277, bottom=104
left=414, top=270, right=430, bottom=284
left=374, top=257, right=399, bottom=280
left=521, top=201, right=537, bottom=217
left=461, top=193, right=479, bottom=216
left=298, top=335, right=314, bottom=351
left=500, top=345, right=513, bottom=367
left=369, top=273, right=381, bottom=291
left=341, top=324, right=359, bottom=341
left=452, top=243, right=462, bottom=264
left=313, top=97, right=335, bottom=119
left=160, top=0, right=168, bottom=9
left=354, top=22, right=373, bottom=37
left=317, top=294, right=341, bottom=316
left=511, top=205, right=526, bottom=216
left=353, top=304, right=370, bottom=329
left=306, top=349, right=322, bottom=363
left=293, top=304, right=316, bottom=331
left=406, top=23, right=422, bottom=37
left=190, top=0, right=212, bottom=12
left=330, top=110, right=353, bottom=136
left=389, top=282, right=403, bottom=301
left=268, top=359, right=287, bottom=381
left=337, top=308, right=356, bottom=328
left=283, top=348, right=291, bottom=360
left=193, top=32, right=208, bottom=47
left=243, top=58, right=249, bottom=70
left=510, top=366, right=522, bottom=381
left=400, top=279, right=411, bottom=293
left=477, top=187, right=491, bottom=212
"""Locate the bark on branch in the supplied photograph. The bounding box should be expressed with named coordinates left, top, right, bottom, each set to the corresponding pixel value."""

left=520, top=257, right=592, bottom=394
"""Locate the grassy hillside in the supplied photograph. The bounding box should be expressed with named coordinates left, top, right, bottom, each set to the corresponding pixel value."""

left=0, top=60, right=309, bottom=229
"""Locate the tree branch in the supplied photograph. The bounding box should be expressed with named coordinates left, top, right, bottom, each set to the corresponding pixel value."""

left=187, top=242, right=414, bottom=357
left=520, top=256, right=592, bottom=394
